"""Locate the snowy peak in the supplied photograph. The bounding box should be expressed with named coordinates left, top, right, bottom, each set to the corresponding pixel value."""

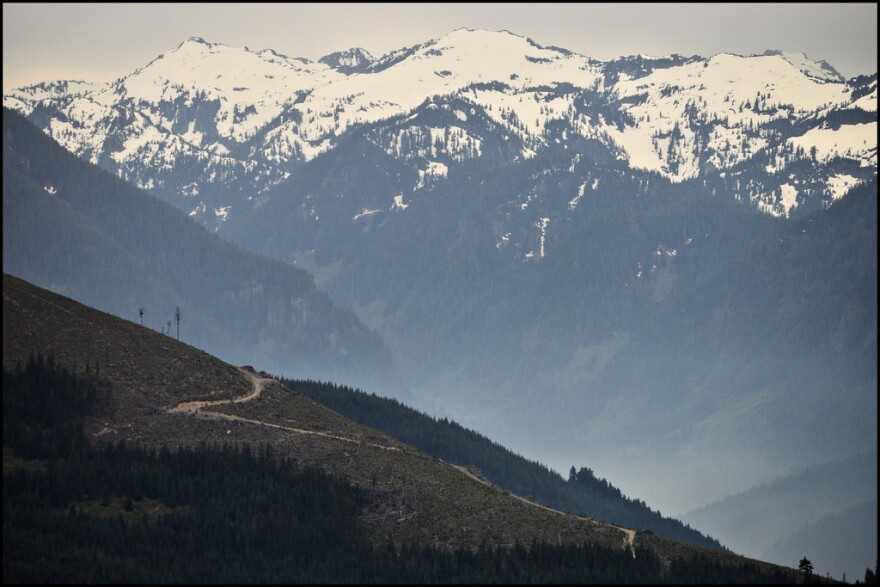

left=178, top=36, right=210, bottom=47
left=365, top=28, right=587, bottom=76
left=3, top=28, right=875, bottom=228
left=760, top=50, right=845, bottom=83
left=363, top=27, right=601, bottom=92
left=432, top=27, right=572, bottom=61
left=111, top=36, right=346, bottom=143
left=131, top=35, right=331, bottom=87
left=319, top=47, right=375, bottom=74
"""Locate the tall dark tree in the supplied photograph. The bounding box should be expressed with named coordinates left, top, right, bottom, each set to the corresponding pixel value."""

left=174, top=306, right=181, bottom=340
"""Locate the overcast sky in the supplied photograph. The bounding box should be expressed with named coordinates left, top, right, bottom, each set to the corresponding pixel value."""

left=3, top=3, right=877, bottom=93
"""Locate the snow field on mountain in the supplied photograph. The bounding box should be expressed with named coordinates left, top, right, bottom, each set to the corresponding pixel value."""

left=788, top=122, right=877, bottom=166
left=608, top=53, right=853, bottom=180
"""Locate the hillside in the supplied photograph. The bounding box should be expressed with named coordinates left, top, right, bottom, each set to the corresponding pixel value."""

left=2, top=107, right=402, bottom=396
left=2, top=273, right=625, bottom=552
left=2, top=273, right=819, bottom=583
left=286, top=378, right=722, bottom=551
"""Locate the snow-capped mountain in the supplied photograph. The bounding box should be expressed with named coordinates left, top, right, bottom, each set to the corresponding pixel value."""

left=4, top=29, right=876, bottom=544
left=4, top=28, right=876, bottom=231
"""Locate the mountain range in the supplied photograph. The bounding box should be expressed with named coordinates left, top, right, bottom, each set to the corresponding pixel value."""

left=3, top=27, right=877, bottom=578
left=4, top=29, right=875, bottom=231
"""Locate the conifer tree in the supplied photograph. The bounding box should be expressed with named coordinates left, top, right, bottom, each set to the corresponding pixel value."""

left=799, top=556, right=814, bottom=577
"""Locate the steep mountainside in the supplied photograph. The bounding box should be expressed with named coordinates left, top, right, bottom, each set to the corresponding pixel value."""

left=0, top=272, right=617, bottom=551
left=2, top=108, right=401, bottom=395
left=557, top=180, right=878, bottom=488
left=286, top=378, right=723, bottom=550
left=2, top=273, right=820, bottom=583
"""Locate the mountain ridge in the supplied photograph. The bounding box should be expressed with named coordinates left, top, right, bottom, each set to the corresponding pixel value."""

left=4, top=28, right=874, bottom=230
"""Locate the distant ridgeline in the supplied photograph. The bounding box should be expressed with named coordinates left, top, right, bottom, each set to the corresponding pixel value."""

left=284, top=377, right=724, bottom=551
left=2, top=356, right=808, bottom=583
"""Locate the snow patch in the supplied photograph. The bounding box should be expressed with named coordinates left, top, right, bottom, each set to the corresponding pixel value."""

left=569, top=182, right=587, bottom=210
left=189, top=202, right=207, bottom=217
left=537, top=217, right=550, bottom=258
left=826, top=174, right=861, bottom=200
left=415, top=160, right=449, bottom=189
left=755, top=183, right=799, bottom=218
left=850, top=81, right=877, bottom=112
left=392, top=193, right=409, bottom=210
left=788, top=122, right=877, bottom=166
left=181, top=182, right=200, bottom=197
left=778, top=184, right=799, bottom=217
left=607, top=52, right=851, bottom=180
left=765, top=50, right=844, bottom=83
left=353, top=208, right=382, bottom=220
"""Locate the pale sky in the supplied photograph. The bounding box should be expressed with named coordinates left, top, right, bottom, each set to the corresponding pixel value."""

left=3, top=3, right=877, bottom=93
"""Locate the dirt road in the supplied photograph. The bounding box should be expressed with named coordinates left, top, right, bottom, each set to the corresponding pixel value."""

left=168, top=367, right=268, bottom=414
left=168, top=368, right=637, bottom=556
left=453, top=464, right=637, bottom=557
left=167, top=367, right=403, bottom=452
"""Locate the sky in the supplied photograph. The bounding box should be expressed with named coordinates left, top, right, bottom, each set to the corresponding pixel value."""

left=3, top=3, right=877, bottom=93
